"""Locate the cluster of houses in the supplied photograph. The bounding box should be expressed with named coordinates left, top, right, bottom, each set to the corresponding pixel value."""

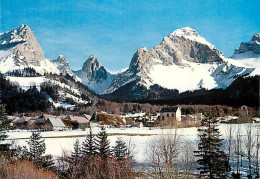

left=7, top=105, right=258, bottom=131
left=8, top=107, right=183, bottom=131
left=8, top=114, right=91, bottom=131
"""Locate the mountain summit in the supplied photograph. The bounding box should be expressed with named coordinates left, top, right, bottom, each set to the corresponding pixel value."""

left=73, top=55, right=118, bottom=94
left=103, top=27, right=258, bottom=100
left=234, top=33, right=260, bottom=55
left=0, top=24, right=59, bottom=74
left=0, top=24, right=45, bottom=65
left=0, top=25, right=97, bottom=107
left=52, top=55, right=81, bottom=82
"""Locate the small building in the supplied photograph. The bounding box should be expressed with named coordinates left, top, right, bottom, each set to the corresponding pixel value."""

left=66, top=115, right=89, bottom=128
left=159, top=107, right=182, bottom=122
left=13, top=116, right=33, bottom=129
left=33, top=118, right=46, bottom=130
left=44, top=118, right=66, bottom=131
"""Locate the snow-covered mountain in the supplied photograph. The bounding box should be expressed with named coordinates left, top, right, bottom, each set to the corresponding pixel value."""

left=1, top=25, right=258, bottom=103
left=73, top=55, right=118, bottom=94
left=0, top=25, right=97, bottom=107
left=0, top=24, right=60, bottom=75
left=52, top=55, right=81, bottom=82
left=103, top=27, right=259, bottom=99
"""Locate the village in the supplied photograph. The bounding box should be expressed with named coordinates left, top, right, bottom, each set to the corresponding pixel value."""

left=7, top=105, right=260, bottom=131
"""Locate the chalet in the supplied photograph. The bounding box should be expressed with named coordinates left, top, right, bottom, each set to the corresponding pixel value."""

left=13, top=116, right=33, bottom=129
left=44, top=118, right=66, bottom=131
left=7, top=116, right=20, bottom=127
left=33, top=118, right=46, bottom=130
left=63, top=115, right=89, bottom=129
left=159, top=107, right=182, bottom=122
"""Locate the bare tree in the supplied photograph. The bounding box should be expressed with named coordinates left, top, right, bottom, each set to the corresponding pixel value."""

left=181, top=141, right=196, bottom=178
left=225, top=124, right=234, bottom=166
left=253, top=125, right=260, bottom=178
left=148, top=137, right=164, bottom=175
left=147, top=128, right=181, bottom=178
left=244, top=123, right=255, bottom=177
left=234, top=124, right=243, bottom=176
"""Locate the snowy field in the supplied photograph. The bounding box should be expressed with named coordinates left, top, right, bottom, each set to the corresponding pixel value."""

left=5, top=124, right=260, bottom=166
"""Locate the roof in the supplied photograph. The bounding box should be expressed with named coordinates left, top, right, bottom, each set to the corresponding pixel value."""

left=68, top=115, right=89, bottom=124
left=48, top=118, right=66, bottom=127
left=13, top=116, right=33, bottom=123
left=160, top=107, right=180, bottom=113
left=34, top=118, right=46, bottom=124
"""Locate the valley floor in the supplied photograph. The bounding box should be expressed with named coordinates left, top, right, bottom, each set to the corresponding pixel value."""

left=6, top=124, right=259, bottom=164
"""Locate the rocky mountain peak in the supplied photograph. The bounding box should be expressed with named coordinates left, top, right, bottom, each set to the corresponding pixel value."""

left=251, top=33, right=260, bottom=42
left=82, top=55, right=102, bottom=73
left=74, top=55, right=118, bottom=94
left=55, top=55, right=68, bottom=64
left=127, top=27, right=224, bottom=75
left=234, top=33, right=260, bottom=55
left=170, top=27, right=199, bottom=38
left=0, top=24, right=45, bottom=65
left=52, top=55, right=81, bottom=82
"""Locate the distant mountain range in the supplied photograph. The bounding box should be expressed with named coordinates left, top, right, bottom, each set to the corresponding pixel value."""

left=0, top=25, right=259, bottom=106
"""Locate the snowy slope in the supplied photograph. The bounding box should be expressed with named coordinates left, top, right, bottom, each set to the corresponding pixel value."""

left=149, top=60, right=218, bottom=92
left=104, top=27, right=259, bottom=97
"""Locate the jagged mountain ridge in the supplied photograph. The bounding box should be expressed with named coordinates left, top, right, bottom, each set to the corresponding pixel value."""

left=73, top=55, right=118, bottom=94
left=0, top=25, right=97, bottom=107
left=52, top=55, right=81, bottom=82
left=102, top=27, right=259, bottom=100
left=0, top=25, right=259, bottom=103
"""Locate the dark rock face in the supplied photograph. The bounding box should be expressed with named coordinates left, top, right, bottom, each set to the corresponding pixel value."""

left=81, top=55, right=108, bottom=82
left=234, top=33, right=260, bottom=54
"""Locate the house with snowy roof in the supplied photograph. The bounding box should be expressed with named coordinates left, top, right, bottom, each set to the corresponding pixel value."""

left=44, top=117, right=66, bottom=131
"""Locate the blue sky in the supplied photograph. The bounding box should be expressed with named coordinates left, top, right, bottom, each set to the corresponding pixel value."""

left=1, top=0, right=260, bottom=71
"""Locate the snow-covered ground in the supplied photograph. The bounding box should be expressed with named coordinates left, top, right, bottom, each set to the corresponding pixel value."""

left=7, top=76, right=46, bottom=90
left=5, top=124, right=260, bottom=166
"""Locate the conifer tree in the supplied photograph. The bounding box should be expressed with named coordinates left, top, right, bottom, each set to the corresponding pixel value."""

left=194, top=116, right=229, bottom=178
left=0, top=96, right=11, bottom=151
left=96, top=126, right=111, bottom=159
left=26, top=132, right=47, bottom=168
left=68, top=139, right=83, bottom=177
left=16, top=132, right=54, bottom=170
left=113, top=137, right=128, bottom=160
left=82, top=127, right=96, bottom=158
